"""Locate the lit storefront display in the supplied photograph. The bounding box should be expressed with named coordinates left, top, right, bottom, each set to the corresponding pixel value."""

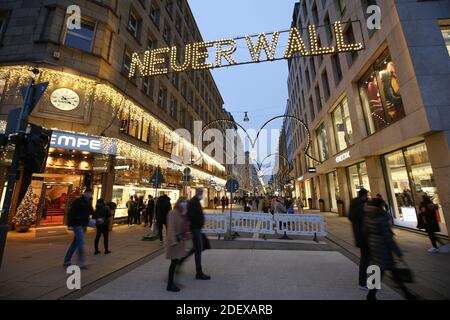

left=327, top=171, right=340, bottom=213
left=332, top=97, right=353, bottom=152
left=347, top=162, right=370, bottom=199
left=359, top=50, right=406, bottom=135
left=316, top=123, right=329, bottom=162
left=384, top=142, right=447, bottom=234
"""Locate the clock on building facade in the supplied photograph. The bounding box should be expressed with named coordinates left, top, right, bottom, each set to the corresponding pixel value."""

left=50, top=88, right=80, bottom=111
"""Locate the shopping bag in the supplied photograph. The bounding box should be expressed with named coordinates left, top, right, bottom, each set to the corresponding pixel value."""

left=87, top=219, right=97, bottom=228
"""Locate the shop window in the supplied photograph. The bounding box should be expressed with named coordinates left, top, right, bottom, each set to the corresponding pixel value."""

left=440, top=23, right=450, bottom=56
left=142, top=121, right=150, bottom=143
left=64, top=18, right=96, bottom=52
left=348, top=162, right=369, bottom=199
left=327, top=171, right=340, bottom=212
left=385, top=143, right=446, bottom=233
left=316, top=122, right=329, bottom=162
left=332, top=98, right=353, bottom=152
left=358, top=50, right=405, bottom=135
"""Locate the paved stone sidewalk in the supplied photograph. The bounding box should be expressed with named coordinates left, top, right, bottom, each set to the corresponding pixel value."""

left=80, top=249, right=402, bottom=300
left=0, top=225, right=162, bottom=300
left=323, top=212, right=450, bottom=299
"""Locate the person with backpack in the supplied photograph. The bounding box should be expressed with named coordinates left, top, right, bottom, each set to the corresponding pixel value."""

left=93, top=198, right=112, bottom=255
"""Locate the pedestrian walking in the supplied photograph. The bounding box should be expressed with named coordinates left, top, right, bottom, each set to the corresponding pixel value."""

left=144, top=195, right=155, bottom=227
left=221, top=196, right=226, bottom=213
left=419, top=195, right=449, bottom=253
left=297, top=197, right=304, bottom=214
left=225, top=196, right=229, bottom=208
left=181, top=188, right=211, bottom=280
left=155, top=193, right=172, bottom=244
left=126, top=196, right=137, bottom=226
left=136, top=196, right=144, bottom=225
left=348, top=188, right=370, bottom=289
left=63, top=189, right=94, bottom=269
left=364, top=198, right=417, bottom=300
left=93, top=198, right=112, bottom=255
left=166, top=199, right=190, bottom=292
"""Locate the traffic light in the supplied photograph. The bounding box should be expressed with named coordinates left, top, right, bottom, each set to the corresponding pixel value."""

left=20, top=124, right=52, bottom=173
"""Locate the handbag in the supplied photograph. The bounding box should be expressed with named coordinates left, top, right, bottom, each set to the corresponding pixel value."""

left=87, top=219, right=97, bottom=228
left=393, top=259, right=414, bottom=283
left=202, top=233, right=211, bottom=251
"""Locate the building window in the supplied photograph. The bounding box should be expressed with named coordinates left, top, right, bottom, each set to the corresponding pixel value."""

left=362, top=0, right=378, bottom=37
left=440, top=23, right=450, bottom=56
left=163, top=23, right=172, bottom=44
left=316, top=122, right=329, bottom=162
left=150, top=4, right=161, bottom=28
left=122, top=48, right=133, bottom=76
left=358, top=50, right=405, bottom=135
left=127, top=9, right=141, bottom=40
left=347, top=162, right=369, bottom=199
left=158, top=86, right=168, bottom=109
left=142, top=77, right=153, bottom=97
left=169, top=97, right=178, bottom=119
left=344, top=25, right=358, bottom=66
left=321, top=70, right=330, bottom=101
left=384, top=143, right=446, bottom=233
left=64, top=19, right=96, bottom=52
left=331, top=54, right=343, bottom=85
left=315, top=85, right=322, bottom=111
left=335, top=0, right=346, bottom=16
left=166, top=0, right=173, bottom=17
left=0, top=10, right=10, bottom=39
left=332, top=98, right=353, bottom=152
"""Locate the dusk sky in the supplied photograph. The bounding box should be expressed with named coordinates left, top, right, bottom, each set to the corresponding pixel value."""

left=189, top=0, right=297, bottom=173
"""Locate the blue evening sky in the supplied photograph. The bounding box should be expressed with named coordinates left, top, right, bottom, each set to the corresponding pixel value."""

left=189, top=0, right=297, bottom=171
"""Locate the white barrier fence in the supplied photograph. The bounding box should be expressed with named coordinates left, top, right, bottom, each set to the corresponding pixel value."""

left=275, top=214, right=327, bottom=237
left=202, top=212, right=327, bottom=238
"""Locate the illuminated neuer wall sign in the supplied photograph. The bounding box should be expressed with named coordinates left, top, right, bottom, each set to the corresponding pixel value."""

left=129, top=21, right=364, bottom=78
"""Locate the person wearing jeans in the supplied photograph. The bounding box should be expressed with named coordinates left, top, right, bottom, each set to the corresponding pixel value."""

left=63, top=189, right=94, bottom=269
left=64, top=226, right=86, bottom=267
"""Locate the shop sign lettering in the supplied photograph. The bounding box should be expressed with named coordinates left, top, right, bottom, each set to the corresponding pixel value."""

left=51, top=131, right=116, bottom=155
left=336, top=151, right=351, bottom=164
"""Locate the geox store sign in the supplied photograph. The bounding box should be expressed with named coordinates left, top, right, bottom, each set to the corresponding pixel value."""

left=50, top=131, right=116, bottom=155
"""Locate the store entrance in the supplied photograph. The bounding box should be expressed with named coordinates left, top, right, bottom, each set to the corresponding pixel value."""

left=36, top=183, right=72, bottom=226
left=32, top=174, right=84, bottom=227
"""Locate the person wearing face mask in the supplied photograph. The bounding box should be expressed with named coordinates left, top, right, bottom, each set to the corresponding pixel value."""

left=63, top=189, right=94, bottom=269
left=181, top=188, right=211, bottom=280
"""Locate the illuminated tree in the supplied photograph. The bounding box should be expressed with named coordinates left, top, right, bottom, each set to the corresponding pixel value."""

left=12, top=186, right=36, bottom=226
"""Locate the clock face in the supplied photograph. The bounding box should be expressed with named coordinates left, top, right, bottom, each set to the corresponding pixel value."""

left=50, top=88, right=80, bottom=111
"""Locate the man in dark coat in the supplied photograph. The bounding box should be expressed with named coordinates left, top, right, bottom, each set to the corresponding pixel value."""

left=144, top=195, right=155, bottom=227
left=183, top=188, right=210, bottom=280
left=155, top=194, right=172, bottom=243
left=364, top=198, right=416, bottom=300
left=64, top=189, right=94, bottom=268
left=348, top=188, right=369, bottom=289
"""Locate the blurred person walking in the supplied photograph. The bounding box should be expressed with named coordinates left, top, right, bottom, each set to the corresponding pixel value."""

left=365, top=198, right=417, bottom=300
left=156, top=193, right=172, bottom=244
left=63, top=189, right=94, bottom=269
left=349, top=188, right=370, bottom=289
left=166, top=199, right=190, bottom=292
left=93, top=198, right=112, bottom=255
